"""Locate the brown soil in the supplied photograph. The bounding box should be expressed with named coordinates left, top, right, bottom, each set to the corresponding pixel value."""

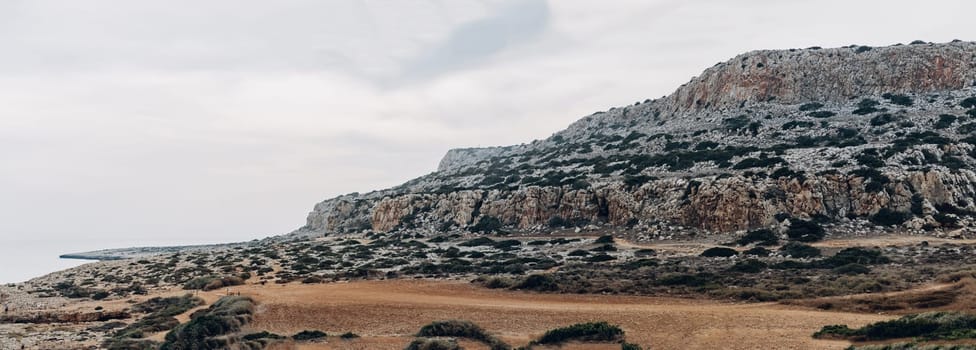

left=811, top=234, right=976, bottom=248
left=198, top=279, right=893, bottom=350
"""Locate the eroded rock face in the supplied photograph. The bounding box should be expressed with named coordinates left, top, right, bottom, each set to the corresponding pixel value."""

left=299, top=41, right=976, bottom=236
left=304, top=170, right=976, bottom=234
left=662, top=42, right=976, bottom=114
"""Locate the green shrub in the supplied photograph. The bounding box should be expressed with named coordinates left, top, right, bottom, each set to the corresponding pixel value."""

left=729, top=259, right=767, bottom=273
left=700, top=247, right=738, bottom=258
left=882, top=93, right=914, bottom=106
left=832, top=263, right=871, bottom=275
left=935, top=114, right=957, bottom=129
left=961, top=97, right=976, bottom=109
left=340, top=332, right=360, bottom=339
left=293, top=330, right=327, bottom=341
left=743, top=247, right=771, bottom=257
left=782, top=121, right=815, bottom=130
left=160, top=296, right=256, bottom=350
left=547, top=216, right=568, bottom=228
left=416, top=320, right=510, bottom=350
left=786, top=219, right=825, bottom=242
left=514, top=274, right=558, bottom=291
left=471, top=216, right=504, bottom=233
left=242, top=331, right=283, bottom=341
left=824, top=248, right=890, bottom=267
left=799, top=102, right=824, bottom=111
left=656, top=273, right=716, bottom=287
left=182, top=276, right=244, bottom=291
left=621, top=343, right=644, bottom=350
left=871, top=208, right=908, bottom=226
left=779, top=242, right=821, bottom=258
left=736, top=229, right=779, bottom=246
left=813, top=312, right=976, bottom=341
left=534, top=322, right=625, bottom=345
left=594, top=235, right=615, bottom=244
left=870, top=113, right=896, bottom=126
left=808, top=111, right=836, bottom=118
left=585, top=254, right=617, bottom=262
left=459, top=237, right=495, bottom=247
left=853, top=99, right=881, bottom=115
left=404, top=338, right=460, bottom=350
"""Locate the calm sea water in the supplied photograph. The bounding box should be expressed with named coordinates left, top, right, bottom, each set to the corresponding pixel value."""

left=0, top=237, right=234, bottom=284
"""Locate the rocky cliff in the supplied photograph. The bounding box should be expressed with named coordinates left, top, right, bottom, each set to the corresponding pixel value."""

left=301, top=41, right=976, bottom=237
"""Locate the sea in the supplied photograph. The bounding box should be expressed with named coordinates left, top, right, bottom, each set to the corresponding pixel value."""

left=0, top=237, right=235, bottom=284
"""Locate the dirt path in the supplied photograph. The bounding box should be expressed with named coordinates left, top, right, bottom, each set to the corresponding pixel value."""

left=811, top=234, right=976, bottom=248
left=210, top=280, right=892, bottom=350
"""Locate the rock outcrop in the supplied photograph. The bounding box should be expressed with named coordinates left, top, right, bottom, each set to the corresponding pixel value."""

left=300, top=41, right=976, bottom=236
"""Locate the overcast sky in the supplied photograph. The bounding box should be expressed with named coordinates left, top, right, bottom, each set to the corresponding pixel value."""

left=1, top=0, right=974, bottom=246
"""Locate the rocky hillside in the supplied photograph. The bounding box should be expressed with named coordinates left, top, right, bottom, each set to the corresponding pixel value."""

left=301, top=40, right=976, bottom=237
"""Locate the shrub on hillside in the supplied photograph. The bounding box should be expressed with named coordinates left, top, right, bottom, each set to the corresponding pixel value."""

left=404, top=338, right=460, bottom=350
left=293, top=330, right=327, bottom=341
left=416, top=320, right=510, bottom=350
left=736, top=229, right=779, bottom=246
left=813, top=312, right=976, bottom=342
left=729, top=259, right=768, bottom=273
left=870, top=208, right=909, bottom=226
left=779, top=242, right=821, bottom=258
left=160, top=296, right=256, bottom=350
left=786, top=219, right=825, bottom=242
left=533, top=322, right=625, bottom=345
left=824, top=248, right=890, bottom=267
left=470, top=216, right=503, bottom=233
left=700, top=247, right=738, bottom=258
left=514, top=274, right=558, bottom=292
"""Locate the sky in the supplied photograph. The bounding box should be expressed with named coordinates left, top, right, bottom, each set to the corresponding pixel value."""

left=1, top=0, right=974, bottom=251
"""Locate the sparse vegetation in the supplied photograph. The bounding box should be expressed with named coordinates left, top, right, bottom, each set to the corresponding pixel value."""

left=417, top=320, right=510, bottom=350
left=532, top=322, right=625, bottom=346
left=786, top=219, right=826, bottom=242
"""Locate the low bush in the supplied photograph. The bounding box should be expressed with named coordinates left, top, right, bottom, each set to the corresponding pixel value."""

left=813, top=312, right=976, bottom=342
left=416, top=320, right=510, bottom=350
left=182, top=276, right=244, bottom=291
left=700, top=247, right=738, bottom=258
left=882, top=93, right=914, bottom=106
left=743, top=247, right=771, bottom=257
left=779, top=242, right=821, bottom=258
left=729, top=259, right=767, bottom=273
left=824, top=248, right=890, bottom=267
left=242, top=331, right=283, bottom=341
left=459, top=237, right=495, bottom=247
left=736, top=229, right=779, bottom=246
left=799, top=102, right=824, bottom=111
left=832, top=263, right=871, bottom=275
left=533, top=321, right=625, bottom=345
left=405, top=338, right=460, bottom=350
left=621, top=343, right=644, bottom=350
left=786, top=219, right=825, bottom=242
left=514, top=274, right=558, bottom=291
left=870, top=208, right=909, bottom=226
left=160, top=296, right=256, bottom=350
left=471, top=216, right=504, bottom=233
left=293, top=330, right=327, bottom=341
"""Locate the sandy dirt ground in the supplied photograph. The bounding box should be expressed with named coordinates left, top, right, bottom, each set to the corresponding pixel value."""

left=811, top=234, right=976, bottom=248
left=192, top=279, right=895, bottom=350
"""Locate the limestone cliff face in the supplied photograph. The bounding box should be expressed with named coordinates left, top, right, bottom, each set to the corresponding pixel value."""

left=300, top=41, right=976, bottom=236
left=662, top=41, right=976, bottom=114
left=304, top=170, right=976, bottom=234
